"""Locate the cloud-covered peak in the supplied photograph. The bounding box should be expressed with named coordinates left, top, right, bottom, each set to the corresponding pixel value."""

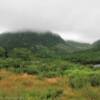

left=0, top=0, right=100, bottom=43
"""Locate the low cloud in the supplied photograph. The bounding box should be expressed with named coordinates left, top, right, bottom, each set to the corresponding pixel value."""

left=0, top=0, right=100, bottom=43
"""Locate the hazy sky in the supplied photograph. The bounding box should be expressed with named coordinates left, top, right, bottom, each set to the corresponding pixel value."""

left=0, top=0, right=100, bottom=43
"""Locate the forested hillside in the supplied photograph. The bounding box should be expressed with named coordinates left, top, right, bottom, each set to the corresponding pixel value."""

left=92, top=40, right=100, bottom=49
left=0, top=31, right=64, bottom=50
left=0, top=31, right=90, bottom=54
left=66, top=40, right=100, bottom=64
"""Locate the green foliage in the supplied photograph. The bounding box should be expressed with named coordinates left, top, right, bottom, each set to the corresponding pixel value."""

left=0, top=47, right=5, bottom=57
left=10, top=48, right=32, bottom=61
left=41, top=87, right=63, bottom=100
left=0, top=31, right=100, bottom=100
left=81, top=87, right=100, bottom=100
left=0, top=58, right=31, bottom=69
left=0, top=31, right=92, bottom=58
left=92, top=40, right=100, bottom=49
left=0, top=31, right=64, bottom=51
left=65, top=49, right=100, bottom=64
left=0, top=87, right=63, bottom=100
left=90, top=73, right=100, bottom=86
left=22, top=59, right=77, bottom=77
left=28, top=87, right=63, bottom=100
left=68, top=69, right=100, bottom=89
left=68, top=69, right=90, bottom=88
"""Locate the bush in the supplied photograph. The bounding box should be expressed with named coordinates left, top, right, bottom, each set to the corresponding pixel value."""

left=90, top=73, right=100, bottom=86
left=29, top=87, right=63, bottom=100
left=69, top=75, right=89, bottom=89
left=82, top=87, right=100, bottom=100
left=42, top=87, right=63, bottom=99
left=0, top=47, right=6, bottom=58
left=68, top=69, right=100, bottom=89
left=23, top=66, right=39, bottom=74
left=10, top=48, right=33, bottom=61
left=0, top=58, right=31, bottom=71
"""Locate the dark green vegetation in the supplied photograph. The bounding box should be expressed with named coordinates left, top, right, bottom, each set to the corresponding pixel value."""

left=0, top=31, right=90, bottom=55
left=0, top=31, right=100, bottom=100
left=63, top=39, right=100, bottom=64
left=65, top=45, right=100, bottom=64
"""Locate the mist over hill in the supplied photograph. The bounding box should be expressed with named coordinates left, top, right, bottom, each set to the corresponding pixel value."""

left=65, top=39, right=100, bottom=64
left=0, top=31, right=100, bottom=60
left=0, top=31, right=64, bottom=49
left=92, top=40, right=100, bottom=49
left=0, top=31, right=91, bottom=53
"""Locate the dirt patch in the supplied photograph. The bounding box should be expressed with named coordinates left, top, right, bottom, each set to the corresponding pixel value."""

left=45, top=77, right=60, bottom=84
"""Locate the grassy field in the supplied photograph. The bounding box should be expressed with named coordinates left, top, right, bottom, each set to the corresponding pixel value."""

left=0, top=69, right=99, bottom=100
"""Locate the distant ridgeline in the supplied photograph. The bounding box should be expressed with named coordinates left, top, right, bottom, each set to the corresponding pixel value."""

left=92, top=40, right=100, bottom=49
left=0, top=31, right=90, bottom=55
left=0, top=31, right=64, bottom=50
left=65, top=40, right=100, bottom=64
left=0, top=31, right=100, bottom=62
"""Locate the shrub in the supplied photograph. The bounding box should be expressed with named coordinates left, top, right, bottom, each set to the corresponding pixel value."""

left=0, top=47, right=6, bottom=58
left=23, top=66, right=39, bottom=74
left=10, top=48, right=33, bottom=61
left=43, top=87, right=63, bottom=99
left=68, top=69, right=100, bottom=89
left=29, top=87, right=63, bottom=100
left=82, top=87, right=100, bottom=100
left=68, top=69, right=91, bottom=89
left=69, top=76, right=89, bottom=89
left=90, top=73, right=100, bottom=86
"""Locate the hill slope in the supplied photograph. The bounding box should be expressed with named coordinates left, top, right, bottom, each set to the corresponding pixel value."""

left=0, top=31, right=65, bottom=50
left=0, top=31, right=91, bottom=56
left=65, top=40, right=90, bottom=51
left=65, top=40, right=100, bottom=64
left=92, top=40, right=100, bottom=49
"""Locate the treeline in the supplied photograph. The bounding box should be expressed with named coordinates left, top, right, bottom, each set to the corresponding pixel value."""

left=65, top=49, right=100, bottom=64
left=0, top=47, right=33, bottom=68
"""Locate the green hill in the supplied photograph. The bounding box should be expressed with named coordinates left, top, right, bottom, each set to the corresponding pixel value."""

left=0, top=31, right=64, bottom=50
left=65, top=40, right=100, bottom=64
left=92, top=40, right=100, bottom=49
left=0, top=31, right=90, bottom=55
left=65, top=40, right=90, bottom=51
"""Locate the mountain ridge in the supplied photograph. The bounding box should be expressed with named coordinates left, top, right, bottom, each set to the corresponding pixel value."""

left=0, top=31, right=99, bottom=54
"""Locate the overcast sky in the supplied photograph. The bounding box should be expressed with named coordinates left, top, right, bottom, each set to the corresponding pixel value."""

left=0, top=0, right=100, bottom=43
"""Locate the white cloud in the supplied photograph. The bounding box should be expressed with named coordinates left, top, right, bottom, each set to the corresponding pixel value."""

left=0, top=0, right=100, bottom=42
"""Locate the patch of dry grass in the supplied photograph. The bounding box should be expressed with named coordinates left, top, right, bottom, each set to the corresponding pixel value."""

left=0, top=69, right=99, bottom=100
